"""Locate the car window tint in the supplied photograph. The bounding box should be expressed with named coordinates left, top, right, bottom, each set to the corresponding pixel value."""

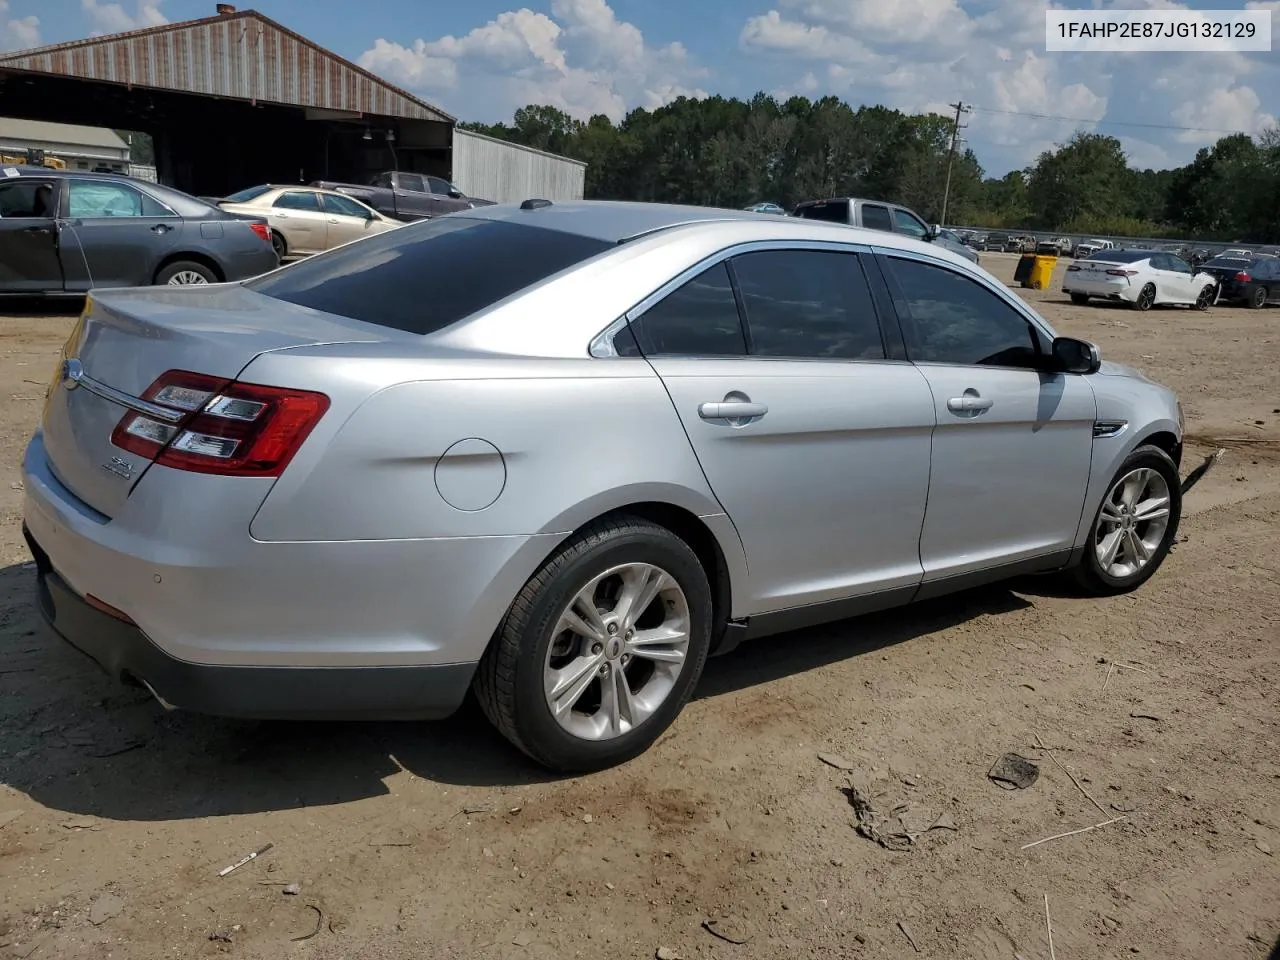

left=274, top=191, right=321, bottom=211
left=629, top=262, right=746, bottom=357
left=731, top=250, right=885, bottom=360
left=884, top=256, right=1040, bottom=368
left=892, top=208, right=929, bottom=239
left=0, top=180, right=55, bottom=217
left=862, top=204, right=893, bottom=231
left=795, top=200, right=850, bottom=224
left=370, top=173, right=392, bottom=188
left=396, top=173, right=425, bottom=192
left=321, top=193, right=371, bottom=218
left=247, top=217, right=612, bottom=335
left=426, top=177, right=454, bottom=195
left=68, top=180, right=147, bottom=218
left=1167, top=255, right=1191, bottom=272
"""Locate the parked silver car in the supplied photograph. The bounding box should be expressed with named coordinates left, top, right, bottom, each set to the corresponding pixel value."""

left=24, top=200, right=1196, bottom=772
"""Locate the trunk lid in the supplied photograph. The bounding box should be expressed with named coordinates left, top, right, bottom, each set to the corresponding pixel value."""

left=40, top=284, right=385, bottom=518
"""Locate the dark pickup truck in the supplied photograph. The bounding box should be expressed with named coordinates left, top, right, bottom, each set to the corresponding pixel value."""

left=309, top=171, right=493, bottom=222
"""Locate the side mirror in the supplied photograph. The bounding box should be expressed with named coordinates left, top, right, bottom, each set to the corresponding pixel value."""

left=925, top=226, right=939, bottom=241
left=448, top=188, right=462, bottom=199
left=1052, top=336, right=1101, bottom=375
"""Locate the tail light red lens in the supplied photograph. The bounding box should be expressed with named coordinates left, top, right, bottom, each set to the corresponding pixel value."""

left=1234, top=271, right=1251, bottom=282
left=1105, top=268, right=1138, bottom=276
left=249, top=222, right=271, bottom=244
left=110, top=370, right=329, bottom=476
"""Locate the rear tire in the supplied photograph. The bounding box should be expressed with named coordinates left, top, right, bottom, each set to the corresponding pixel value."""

left=1069, top=293, right=1090, bottom=305
left=1248, top=286, right=1269, bottom=309
left=271, top=232, right=287, bottom=261
left=1072, top=445, right=1181, bottom=597
left=155, top=260, right=217, bottom=286
left=1133, top=283, right=1156, bottom=311
left=474, top=516, right=714, bottom=773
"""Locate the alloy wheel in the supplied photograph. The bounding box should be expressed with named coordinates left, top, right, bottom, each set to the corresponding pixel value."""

left=543, top=562, right=690, bottom=741
left=167, top=270, right=209, bottom=285
left=1136, top=284, right=1156, bottom=311
left=1254, top=287, right=1268, bottom=309
left=1094, top=467, right=1172, bottom=579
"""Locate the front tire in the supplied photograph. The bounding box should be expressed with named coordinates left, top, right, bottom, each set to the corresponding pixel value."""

left=1133, top=283, right=1156, bottom=311
left=474, top=516, right=713, bottom=772
left=1194, top=285, right=1214, bottom=311
left=1069, top=293, right=1090, bottom=305
left=1073, top=445, right=1181, bottom=596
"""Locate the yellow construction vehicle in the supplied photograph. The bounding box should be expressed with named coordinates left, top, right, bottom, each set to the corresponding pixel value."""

left=0, top=151, right=67, bottom=170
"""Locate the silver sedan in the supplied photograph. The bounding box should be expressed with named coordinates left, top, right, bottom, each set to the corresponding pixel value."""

left=23, top=200, right=1199, bottom=772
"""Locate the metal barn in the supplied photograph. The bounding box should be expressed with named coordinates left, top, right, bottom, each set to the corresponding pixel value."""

left=452, top=129, right=586, bottom=203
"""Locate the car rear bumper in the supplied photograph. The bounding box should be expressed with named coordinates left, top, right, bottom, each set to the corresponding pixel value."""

left=24, top=523, right=475, bottom=720
left=223, top=246, right=280, bottom=282
left=1062, top=276, right=1138, bottom=301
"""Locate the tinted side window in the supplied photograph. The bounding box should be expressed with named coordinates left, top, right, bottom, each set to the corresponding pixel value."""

left=427, top=177, right=454, bottom=195
left=1167, top=255, right=1191, bottom=272
left=731, top=250, right=885, bottom=360
left=892, top=208, right=929, bottom=239
left=795, top=200, right=851, bottom=224
left=396, top=173, right=426, bottom=192
left=321, top=193, right=371, bottom=218
left=629, top=262, right=746, bottom=357
left=862, top=204, right=892, bottom=231
left=0, top=180, right=55, bottom=217
left=883, top=256, right=1040, bottom=368
left=274, top=191, right=321, bottom=211
left=247, top=218, right=612, bottom=335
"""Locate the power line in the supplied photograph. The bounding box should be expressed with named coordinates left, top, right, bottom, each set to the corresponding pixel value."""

left=968, top=105, right=1257, bottom=136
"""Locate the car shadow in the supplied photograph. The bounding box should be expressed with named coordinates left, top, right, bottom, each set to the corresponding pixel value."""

left=0, top=558, right=1031, bottom=820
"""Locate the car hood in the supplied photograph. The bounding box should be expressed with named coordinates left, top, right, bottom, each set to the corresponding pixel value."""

left=1096, top=360, right=1157, bottom=384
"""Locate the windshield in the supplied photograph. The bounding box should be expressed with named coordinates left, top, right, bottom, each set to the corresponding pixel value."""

left=247, top=216, right=613, bottom=335
left=1085, top=249, right=1152, bottom=263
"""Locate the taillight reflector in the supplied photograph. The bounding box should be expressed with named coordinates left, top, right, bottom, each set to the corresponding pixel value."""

left=110, top=370, right=328, bottom=476
left=1234, top=271, right=1251, bottom=282
left=85, top=593, right=136, bottom=624
left=1105, top=268, right=1138, bottom=276
left=249, top=222, right=271, bottom=244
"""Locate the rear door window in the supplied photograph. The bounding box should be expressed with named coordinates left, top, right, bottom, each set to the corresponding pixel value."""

left=861, top=204, right=893, bottom=231
left=395, top=173, right=426, bottom=192
left=273, top=191, right=322, bottom=211
left=730, top=250, right=885, bottom=360
left=247, top=216, right=612, bottom=335
left=627, top=262, right=746, bottom=357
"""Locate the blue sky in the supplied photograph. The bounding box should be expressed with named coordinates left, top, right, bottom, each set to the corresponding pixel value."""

left=2, top=0, right=1277, bottom=176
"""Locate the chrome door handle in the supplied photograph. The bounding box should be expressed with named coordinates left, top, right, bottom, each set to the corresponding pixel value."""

left=699, top=401, right=768, bottom=420
left=327, top=218, right=340, bottom=223
left=275, top=212, right=290, bottom=218
left=947, top=396, right=993, bottom=413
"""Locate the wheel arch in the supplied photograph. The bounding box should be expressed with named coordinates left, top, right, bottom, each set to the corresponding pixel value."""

left=153, top=251, right=225, bottom=284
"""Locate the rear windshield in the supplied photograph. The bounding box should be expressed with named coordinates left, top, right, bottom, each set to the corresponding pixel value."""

left=223, top=184, right=273, bottom=204
left=1085, top=249, right=1151, bottom=263
left=795, top=200, right=851, bottom=224
left=1204, top=256, right=1252, bottom=269
left=247, top=216, right=613, bottom=335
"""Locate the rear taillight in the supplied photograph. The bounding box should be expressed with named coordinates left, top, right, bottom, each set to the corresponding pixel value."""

left=110, top=370, right=328, bottom=476
left=249, top=222, right=271, bottom=244
left=1234, top=271, right=1251, bottom=282
left=1105, top=268, right=1138, bottom=276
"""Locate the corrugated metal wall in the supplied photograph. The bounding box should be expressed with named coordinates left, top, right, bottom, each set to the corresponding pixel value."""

left=452, top=129, right=586, bottom=204
left=0, top=13, right=450, bottom=123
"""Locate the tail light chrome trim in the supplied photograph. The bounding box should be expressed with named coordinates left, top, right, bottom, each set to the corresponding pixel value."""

left=59, top=361, right=186, bottom=423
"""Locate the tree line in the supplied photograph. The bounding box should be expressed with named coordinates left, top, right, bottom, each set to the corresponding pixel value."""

left=461, top=95, right=1280, bottom=243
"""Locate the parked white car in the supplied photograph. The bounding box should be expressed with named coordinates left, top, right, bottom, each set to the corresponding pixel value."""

left=218, top=185, right=402, bottom=260
left=1063, top=249, right=1217, bottom=311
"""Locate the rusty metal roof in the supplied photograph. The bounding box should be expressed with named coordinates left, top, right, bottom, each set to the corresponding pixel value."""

left=0, top=9, right=454, bottom=124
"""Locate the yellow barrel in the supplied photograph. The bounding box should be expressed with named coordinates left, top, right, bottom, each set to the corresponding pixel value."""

left=1028, top=254, right=1058, bottom=290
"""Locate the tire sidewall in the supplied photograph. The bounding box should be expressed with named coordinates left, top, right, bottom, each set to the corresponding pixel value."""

left=1135, top=284, right=1156, bottom=311
left=507, top=528, right=712, bottom=771
left=156, top=261, right=216, bottom=285
left=1254, top=287, right=1268, bottom=309
left=1082, top=446, right=1182, bottom=592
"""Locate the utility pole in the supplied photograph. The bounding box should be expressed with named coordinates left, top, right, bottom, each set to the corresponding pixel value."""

left=940, top=101, right=971, bottom=228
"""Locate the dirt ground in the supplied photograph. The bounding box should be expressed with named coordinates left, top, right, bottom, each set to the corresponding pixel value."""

left=1, top=255, right=1277, bottom=960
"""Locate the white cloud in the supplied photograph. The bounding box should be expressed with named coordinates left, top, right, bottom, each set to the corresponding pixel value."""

left=357, top=0, right=707, bottom=123
left=0, top=0, right=40, bottom=51
left=81, top=0, right=167, bottom=36
left=738, top=0, right=1279, bottom=172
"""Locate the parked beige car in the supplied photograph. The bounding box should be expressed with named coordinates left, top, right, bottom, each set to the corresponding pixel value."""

left=217, top=184, right=401, bottom=259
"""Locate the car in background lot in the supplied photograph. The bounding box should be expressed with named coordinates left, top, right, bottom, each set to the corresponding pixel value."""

left=1062, top=249, right=1216, bottom=311
left=217, top=185, right=403, bottom=259
left=1200, top=254, right=1279, bottom=309
left=310, top=171, right=493, bottom=222
left=0, top=168, right=278, bottom=293
left=744, top=202, right=787, bottom=215
left=794, top=197, right=979, bottom=263
left=24, top=199, right=1193, bottom=772
left=1073, top=239, right=1113, bottom=258
left=983, top=232, right=1010, bottom=252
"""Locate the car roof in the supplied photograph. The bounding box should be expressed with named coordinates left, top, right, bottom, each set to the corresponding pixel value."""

left=451, top=199, right=985, bottom=270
